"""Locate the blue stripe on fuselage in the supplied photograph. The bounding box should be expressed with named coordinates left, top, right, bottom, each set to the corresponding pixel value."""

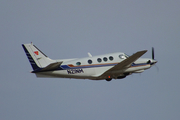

left=60, top=63, right=150, bottom=70
left=32, top=62, right=150, bottom=73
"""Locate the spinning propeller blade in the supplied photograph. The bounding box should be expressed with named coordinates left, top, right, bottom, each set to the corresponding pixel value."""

left=152, top=47, right=155, bottom=60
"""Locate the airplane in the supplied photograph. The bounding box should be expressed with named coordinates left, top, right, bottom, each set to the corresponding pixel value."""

left=22, top=43, right=157, bottom=81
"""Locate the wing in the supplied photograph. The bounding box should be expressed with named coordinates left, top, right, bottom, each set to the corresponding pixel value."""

left=98, top=50, right=147, bottom=78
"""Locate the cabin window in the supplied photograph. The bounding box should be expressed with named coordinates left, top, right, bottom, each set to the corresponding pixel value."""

left=76, top=62, right=81, bottom=66
left=88, top=59, right=92, bottom=64
left=103, top=57, right=108, bottom=62
left=97, top=58, right=102, bottom=63
left=109, top=56, right=113, bottom=61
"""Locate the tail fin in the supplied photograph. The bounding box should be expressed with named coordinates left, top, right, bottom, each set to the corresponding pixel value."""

left=22, top=43, right=55, bottom=70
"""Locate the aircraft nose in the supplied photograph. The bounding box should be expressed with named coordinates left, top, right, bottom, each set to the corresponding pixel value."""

left=150, top=60, right=157, bottom=65
left=147, top=59, right=157, bottom=65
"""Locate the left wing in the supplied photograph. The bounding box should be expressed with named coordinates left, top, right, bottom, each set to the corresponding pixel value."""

left=97, top=50, right=147, bottom=78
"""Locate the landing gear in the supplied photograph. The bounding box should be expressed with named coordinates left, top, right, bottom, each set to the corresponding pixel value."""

left=106, top=78, right=112, bottom=81
left=105, top=73, right=130, bottom=81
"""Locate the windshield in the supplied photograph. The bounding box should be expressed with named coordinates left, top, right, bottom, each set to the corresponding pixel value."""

left=119, top=54, right=129, bottom=59
left=124, top=54, right=129, bottom=58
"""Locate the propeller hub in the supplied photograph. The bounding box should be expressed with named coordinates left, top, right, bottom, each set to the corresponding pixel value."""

left=147, top=59, right=157, bottom=65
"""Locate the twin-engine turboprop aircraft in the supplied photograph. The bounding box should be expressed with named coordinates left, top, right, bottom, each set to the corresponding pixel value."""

left=22, top=43, right=157, bottom=81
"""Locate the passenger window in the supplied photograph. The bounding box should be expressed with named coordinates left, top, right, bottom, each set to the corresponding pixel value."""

left=97, top=58, right=102, bottom=63
left=103, top=57, right=108, bottom=62
left=88, top=59, right=92, bottom=64
left=76, top=62, right=81, bottom=66
left=109, top=56, right=113, bottom=61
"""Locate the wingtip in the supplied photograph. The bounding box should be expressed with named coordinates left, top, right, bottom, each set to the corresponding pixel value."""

left=138, top=50, right=147, bottom=53
left=144, top=50, right=148, bottom=52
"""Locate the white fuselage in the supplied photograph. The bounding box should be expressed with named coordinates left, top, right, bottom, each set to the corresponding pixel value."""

left=35, top=52, right=152, bottom=80
left=22, top=43, right=157, bottom=81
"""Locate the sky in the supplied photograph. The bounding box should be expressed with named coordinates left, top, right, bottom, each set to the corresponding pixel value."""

left=0, top=0, right=180, bottom=120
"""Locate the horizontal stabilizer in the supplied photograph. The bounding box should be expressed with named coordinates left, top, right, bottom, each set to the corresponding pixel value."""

left=32, top=61, right=63, bottom=73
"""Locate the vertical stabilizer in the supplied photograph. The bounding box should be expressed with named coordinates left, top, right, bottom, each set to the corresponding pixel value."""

left=22, top=43, right=55, bottom=70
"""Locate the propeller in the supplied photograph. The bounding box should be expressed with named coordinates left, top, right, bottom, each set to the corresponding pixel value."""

left=150, top=47, right=159, bottom=73
left=147, top=47, right=157, bottom=65
left=152, top=47, right=155, bottom=60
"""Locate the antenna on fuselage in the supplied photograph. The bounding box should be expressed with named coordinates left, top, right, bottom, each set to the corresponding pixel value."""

left=88, top=52, right=92, bottom=57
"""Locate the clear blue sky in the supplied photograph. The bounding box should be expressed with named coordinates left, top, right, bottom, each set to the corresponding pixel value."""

left=1, top=0, right=180, bottom=120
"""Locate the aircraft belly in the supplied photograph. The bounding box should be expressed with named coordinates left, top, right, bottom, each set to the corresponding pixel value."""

left=35, top=68, right=97, bottom=79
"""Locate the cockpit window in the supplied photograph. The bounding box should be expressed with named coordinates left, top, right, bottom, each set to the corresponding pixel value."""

left=124, top=54, right=129, bottom=58
left=119, top=54, right=126, bottom=59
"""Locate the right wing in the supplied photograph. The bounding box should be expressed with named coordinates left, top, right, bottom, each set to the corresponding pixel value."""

left=98, top=50, right=147, bottom=78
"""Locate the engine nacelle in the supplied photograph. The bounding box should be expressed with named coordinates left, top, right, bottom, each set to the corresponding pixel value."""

left=117, top=76, right=126, bottom=79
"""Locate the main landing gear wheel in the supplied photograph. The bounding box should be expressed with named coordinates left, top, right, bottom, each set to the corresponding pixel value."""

left=106, top=78, right=112, bottom=81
